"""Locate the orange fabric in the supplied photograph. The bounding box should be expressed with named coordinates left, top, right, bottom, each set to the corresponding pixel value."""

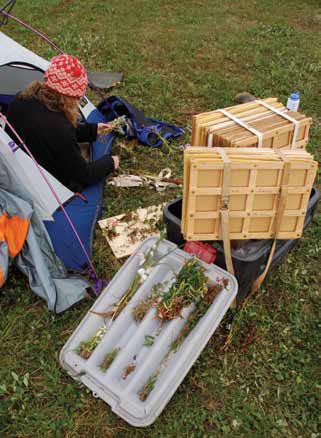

left=0, top=266, right=3, bottom=287
left=0, top=213, right=30, bottom=257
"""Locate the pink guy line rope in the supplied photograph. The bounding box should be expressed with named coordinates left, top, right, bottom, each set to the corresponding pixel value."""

left=1, top=10, right=63, bottom=53
left=1, top=11, right=98, bottom=92
left=0, top=112, right=98, bottom=279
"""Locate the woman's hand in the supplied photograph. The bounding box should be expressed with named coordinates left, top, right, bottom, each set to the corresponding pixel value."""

left=112, top=155, right=120, bottom=170
left=97, top=123, right=113, bottom=135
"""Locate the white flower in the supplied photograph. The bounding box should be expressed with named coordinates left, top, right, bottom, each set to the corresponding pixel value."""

left=96, top=326, right=107, bottom=340
left=232, top=419, right=241, bottom=428
left=138, top=253, right=146, bottom=267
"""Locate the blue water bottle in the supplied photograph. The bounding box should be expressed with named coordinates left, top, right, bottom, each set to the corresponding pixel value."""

left=286, top=91, right=300, bottom=111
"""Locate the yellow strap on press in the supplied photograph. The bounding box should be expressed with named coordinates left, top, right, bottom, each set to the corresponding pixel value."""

left=216, top=148, right=235, bottom=276
left=251, top=150, right=291, bottom=292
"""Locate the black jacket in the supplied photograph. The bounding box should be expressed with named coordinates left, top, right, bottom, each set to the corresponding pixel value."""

left=6, top=95, right=115, bottom=191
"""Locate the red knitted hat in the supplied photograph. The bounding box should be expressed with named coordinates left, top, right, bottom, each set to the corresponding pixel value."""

left=44, top=54, right=88, bottom=98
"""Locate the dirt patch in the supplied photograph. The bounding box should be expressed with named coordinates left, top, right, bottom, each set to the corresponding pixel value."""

left=291, top=12, right=321, bottom=33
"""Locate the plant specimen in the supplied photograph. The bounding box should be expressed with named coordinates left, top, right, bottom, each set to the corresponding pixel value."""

left=169, top=284, right=223, bottom=352
left=132, top=290, right=160, bottom=322
left=98, top=115, right=128, bottom=137
left=77, top=326, right=107, bottom=359
left=100, top=348, right=120, bottom=371
left=157, top=258, right=208, bottom=320
left=122, top=363, right=136, bottom=380
left=139, top=370, right=160, bottom=401
left=97, top=116, right=129, bottom=144
left=144, top=335, right=155, bottom=347
left=92, top=238, right=163, bottom=322
left=138, top=281, right=224, bottom=401
left=103, top=226, right=118, bottom=241
left=149, top=128, right=177, bottom=155
left=128, top=228, right=140, bottom=244
left=121, top=210, right=136, bottom=223
left=108, top=115, right=128, bottom=135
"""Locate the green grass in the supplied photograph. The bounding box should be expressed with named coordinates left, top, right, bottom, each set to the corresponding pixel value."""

left=1, top=0, right=321, bottom=436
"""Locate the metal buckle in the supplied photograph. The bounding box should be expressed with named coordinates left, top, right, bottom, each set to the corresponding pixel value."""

left=221, top=196, right=229, bottom=209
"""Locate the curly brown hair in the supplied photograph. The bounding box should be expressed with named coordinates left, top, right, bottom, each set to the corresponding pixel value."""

left=20, top=81, right=79, bottom=126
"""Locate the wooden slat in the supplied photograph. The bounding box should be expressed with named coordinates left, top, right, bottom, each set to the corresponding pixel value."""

left=192, top=98, right=278, bottom=145
left=191, top=98, right=312, bottom=150
left=182, top=148, right=318, bottom=241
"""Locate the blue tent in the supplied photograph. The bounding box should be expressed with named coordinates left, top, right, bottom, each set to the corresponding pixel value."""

left=0, top=31, right=183, bottom=274
left=0, top=31, right=114, bottom=273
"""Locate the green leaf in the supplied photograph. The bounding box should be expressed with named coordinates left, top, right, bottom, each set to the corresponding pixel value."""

left=144, top=335, right=155, bottom=346
left=11, top=372, right=19, bottom=382
left=23, top=373, right=29, bottom=387
left=0, top=384, right=7, bottom=394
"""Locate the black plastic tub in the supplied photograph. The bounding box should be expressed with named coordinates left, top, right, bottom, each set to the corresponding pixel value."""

left=163, top=187, right=320, bottom=305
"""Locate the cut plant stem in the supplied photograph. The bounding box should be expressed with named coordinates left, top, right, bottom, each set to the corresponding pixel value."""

left=139, top=370, right=160, bottom=401
left=100, top=348, right=120, bottom=371
left=77, top=326, right=107, bottom=359
left=169, top=284, right=223, bottom=352
left=111, top=272, right=142, bottom=320
left=109, top=115, right=128, bottom=135
left=122, top=363, right=136, bottom=380
left=132, top=291, right=159, bottom=322
left=105, top=115, right=128, bottom=135
left=138, top=282, right=223, bottom=401
left=95, top=238, right=164, bottom=322
left=157, top=258, right=208, bottom=320
left=151, top=129, right=177, bottom=155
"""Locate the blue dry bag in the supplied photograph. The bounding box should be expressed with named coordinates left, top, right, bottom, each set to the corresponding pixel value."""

left=97, top=96, right=184, bottom=147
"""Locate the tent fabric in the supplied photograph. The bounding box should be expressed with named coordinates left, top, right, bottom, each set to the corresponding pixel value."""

left=44, top=108, right=115, bottom=271
left=15, top=209, right=89, bottom=313
left=97, top=95, right=184, bottom=148
left=0, top=31, right=106, bottom=311
left=0, top=211, right=29, bottom=257
left=0, top=189, right=32, bottom=286
left=0, top=241, right=8, bottom=286
left=0, top=31, right=182, bottom=308
left=0, top=93, right=14, bottom=114
left=0, top=125, right=74, bottom=221
left=0, top=31, right=49, bottom=72
left=0, top=136, right=90, bottom=312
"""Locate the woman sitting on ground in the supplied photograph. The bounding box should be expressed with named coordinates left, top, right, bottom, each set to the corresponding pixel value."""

left=6, top=54, right=119, bottom=192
